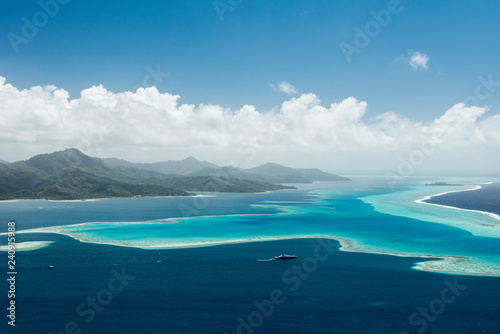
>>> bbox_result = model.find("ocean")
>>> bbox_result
[1,177,500,333]
[425,182,500,215]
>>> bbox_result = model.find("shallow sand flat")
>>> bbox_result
[0,241,54,252]
[13,223,500,276]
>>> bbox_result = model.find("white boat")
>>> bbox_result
[274,253,297,260]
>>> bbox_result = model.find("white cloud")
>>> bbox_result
[409,51,429,71]
[270,81,298,94]
[0,76,498,175]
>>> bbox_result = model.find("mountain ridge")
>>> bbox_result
[102,156,218,175]
[0,149,296,200]
[102,157,349,183]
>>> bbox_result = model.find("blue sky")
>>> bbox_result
[2,0,499,120]
[0,1,499,175]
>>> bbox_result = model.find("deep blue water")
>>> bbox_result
[426,182,500,215]
[1,180,500,333]
[6,236,500,334]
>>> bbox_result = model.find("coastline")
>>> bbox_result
[362,180,500,239]
[0,194,213,203]
[415,182,500,221]
[0,190,291,203]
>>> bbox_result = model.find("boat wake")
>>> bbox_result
[256,258,275,261]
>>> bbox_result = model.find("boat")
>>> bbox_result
[274,253,297,260]
[49,265,54,269]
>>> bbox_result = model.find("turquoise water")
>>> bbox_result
[7,177,500,276]
[2,177,500,333]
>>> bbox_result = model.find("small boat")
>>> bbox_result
[49,265,54,269]
[274,253,297,260]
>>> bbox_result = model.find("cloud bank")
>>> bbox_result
[0,76,498,175]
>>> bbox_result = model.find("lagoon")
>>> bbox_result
[2,177,500,333]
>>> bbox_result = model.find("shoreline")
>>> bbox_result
[0,195,193,203]
[415,182,500,221]
[0,194,211,203]
[0,190,293,203]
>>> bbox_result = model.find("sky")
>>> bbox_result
[0,0,499,176]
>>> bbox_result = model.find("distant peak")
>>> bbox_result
[182,156,199,162]
[62,148,85,155]
[28,148,87,161]
[257,162,286,168]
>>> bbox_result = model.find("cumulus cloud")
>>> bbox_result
[409,51,429,71]
[0,76,499,175]
[270,81,299,94]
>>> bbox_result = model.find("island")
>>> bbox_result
[0,149,349,200]
[425,182,464,186]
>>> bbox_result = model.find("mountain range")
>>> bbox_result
[102,156,218,175]
[0,149,349,200]
[103,157,349,183]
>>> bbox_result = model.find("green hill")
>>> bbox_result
[0,149,295,200]
[11,168,189,200]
